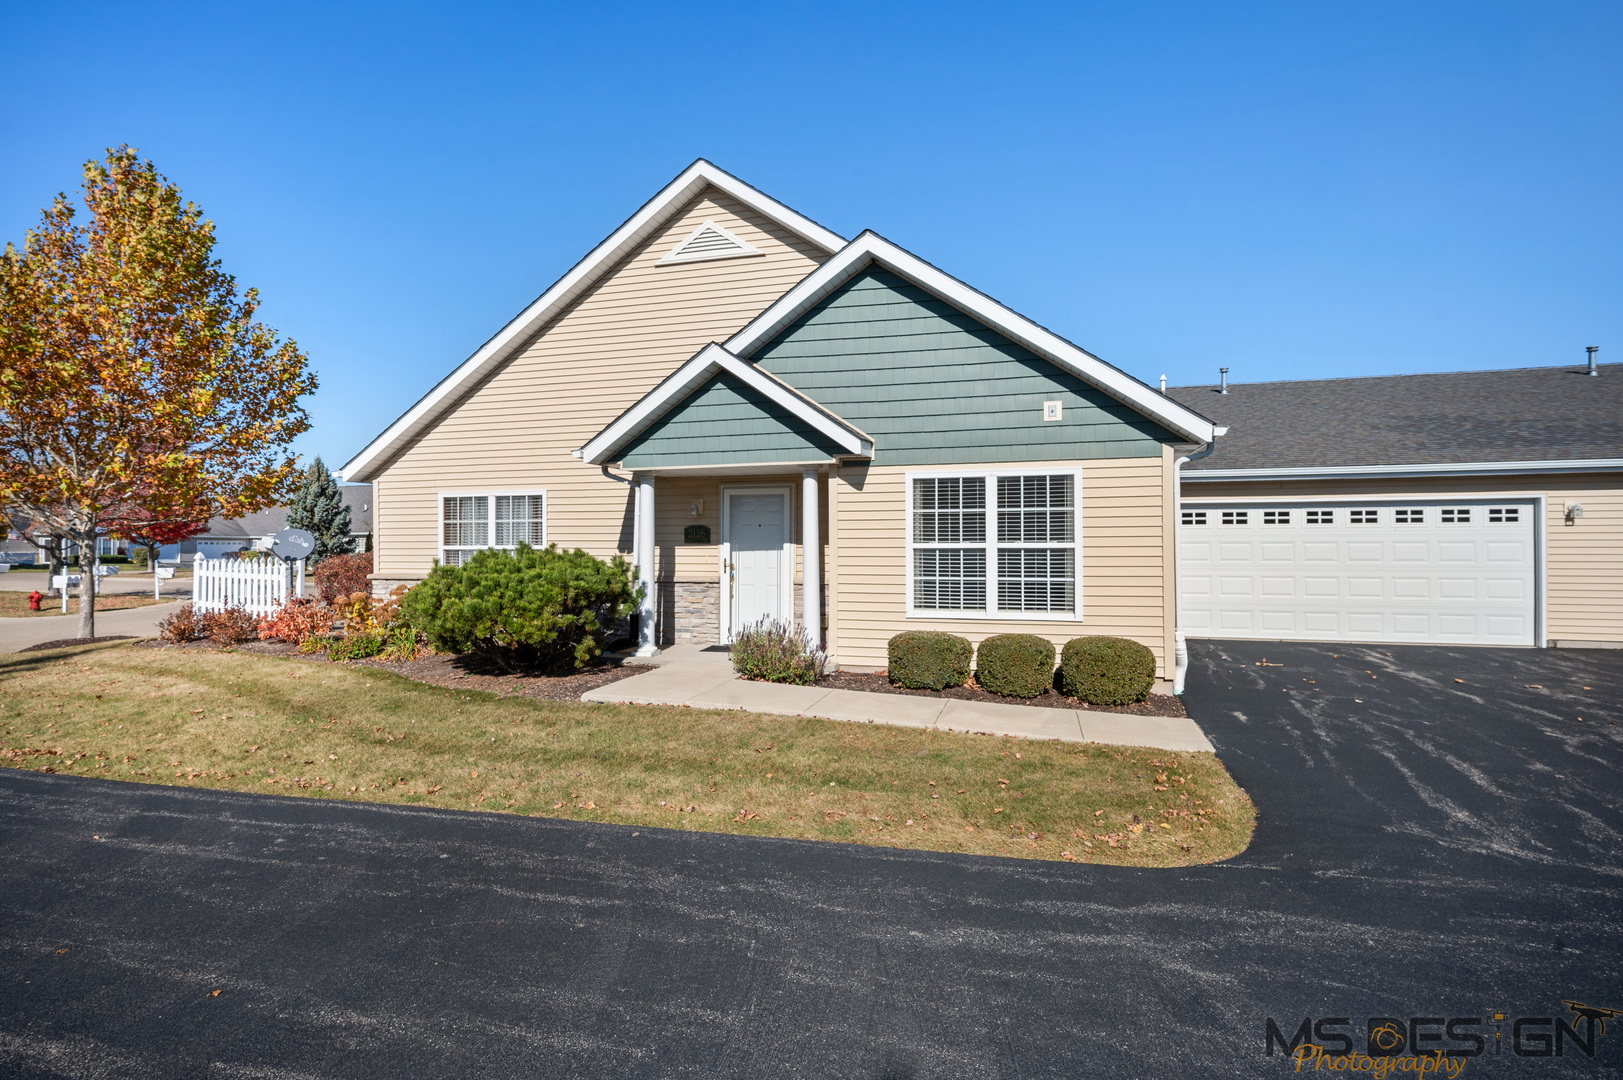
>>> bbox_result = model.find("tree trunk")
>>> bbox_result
[46,538,65,599]
[77,532,96,639]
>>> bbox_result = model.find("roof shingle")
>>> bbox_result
[1168,363,1622,471]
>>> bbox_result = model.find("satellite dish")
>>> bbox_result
[270,528,316,560]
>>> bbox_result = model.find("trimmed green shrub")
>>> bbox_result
[888,631,972,690]
[731,619,827,685]
[329,631,386,661]
[402,543,638,673]
[1059,636,1157,705]
[974,634,1056,698]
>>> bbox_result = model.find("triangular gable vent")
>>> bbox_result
[658,220,762,265]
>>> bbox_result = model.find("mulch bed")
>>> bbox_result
[136,637,640,701]
[19,636,137,652]
[817,670,1187,718]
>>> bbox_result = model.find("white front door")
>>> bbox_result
[1180,499,1539,646]
[726,490,788,638]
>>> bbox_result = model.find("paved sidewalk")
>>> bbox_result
[583,645,1215,753]
[0,600,185,653]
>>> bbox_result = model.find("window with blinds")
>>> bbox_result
[908,472,1078,616]
[912,476,986,610]
[441,493,545,566]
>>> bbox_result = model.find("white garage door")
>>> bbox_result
[1180,500,1538,646]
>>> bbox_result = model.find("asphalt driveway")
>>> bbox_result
[1,640,1619,1078]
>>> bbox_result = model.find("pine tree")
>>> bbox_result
[285,456,353,564]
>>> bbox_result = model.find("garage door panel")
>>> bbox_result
[1392,577,1429,598]
[1182,500,1536,647]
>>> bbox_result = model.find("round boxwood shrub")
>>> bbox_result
[1060,635,1157,705]
[974,634,1056,698]
[888,631,972,690]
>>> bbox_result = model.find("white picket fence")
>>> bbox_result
[192,553,302,617]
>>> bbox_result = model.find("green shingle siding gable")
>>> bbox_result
[619,370,847,468]
[752,268,1176,465]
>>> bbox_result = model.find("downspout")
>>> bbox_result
[1172,429,1224,695]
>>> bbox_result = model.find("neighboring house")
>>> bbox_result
[182,486,374,560]
[1167,366,1622,649]
[340,160,1218,682]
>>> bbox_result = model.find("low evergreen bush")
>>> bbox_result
[974,634,1056,698]
[1060,636,1157,705]
[401,543,637,673]
[887,631,971,689]
[731,619,828,685]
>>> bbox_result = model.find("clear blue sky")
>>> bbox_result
[3,2,1619,471]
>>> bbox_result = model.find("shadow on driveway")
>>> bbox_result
[0,640,1618,1077]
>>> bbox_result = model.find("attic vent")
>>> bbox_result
[658,220,762,265]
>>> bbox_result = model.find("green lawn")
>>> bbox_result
[0,641,1255,865]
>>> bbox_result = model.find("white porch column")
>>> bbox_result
[636,473,658,656]
[801,468,821,648]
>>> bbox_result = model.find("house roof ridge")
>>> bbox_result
[338,160,847,482]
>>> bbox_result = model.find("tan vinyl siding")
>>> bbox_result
[1184,473,1623,644]
[369,188,827,578]
[830,455,1172,675]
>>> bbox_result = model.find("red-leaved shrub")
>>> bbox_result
[314,551,373,603]
[157,603,203,644]
[258,596,330,645]
[202,605,259,645]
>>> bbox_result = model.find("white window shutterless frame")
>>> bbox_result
[439,491,546,567]
[904,468,1083,620]
[719,485,796,644]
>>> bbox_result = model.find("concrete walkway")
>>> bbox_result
[0,600,185,654]
[583,645,1215,753]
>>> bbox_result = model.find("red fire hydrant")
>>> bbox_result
[28,590,44,611]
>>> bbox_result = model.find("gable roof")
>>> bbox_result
[1169,363,1623,478]
[576,343,873,465]
[338,161,847,483]
[723,232,1219,445]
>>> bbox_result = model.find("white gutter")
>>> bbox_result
[1183,458,1623,482]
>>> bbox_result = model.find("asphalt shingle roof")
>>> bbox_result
[1167,363,1623,471]
[201,486,373,539]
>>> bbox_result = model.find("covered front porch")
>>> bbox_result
[575,342,874,656]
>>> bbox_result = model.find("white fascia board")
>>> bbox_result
[339,161,846,482]
[724,232,1218,445]
[576,343,872,465]
[1182,459,1623,482]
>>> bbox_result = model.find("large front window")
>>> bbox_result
[442,492,545,566]
[910,471,1078,616]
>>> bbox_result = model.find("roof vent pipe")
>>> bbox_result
[1588,345,1599,377]
[1160,374,1167,394]
[1219,367,1229,394]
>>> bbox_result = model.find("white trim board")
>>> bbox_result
[576,342,874,465]
[724,231,1219,446]
[340,161,846,483]
[1183,459,1623,482]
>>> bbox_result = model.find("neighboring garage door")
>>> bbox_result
[1180,499,1538,646]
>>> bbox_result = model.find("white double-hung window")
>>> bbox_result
[907,470,1079,618]
[440,492,546,567]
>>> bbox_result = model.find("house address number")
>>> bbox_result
[683,525,711,544]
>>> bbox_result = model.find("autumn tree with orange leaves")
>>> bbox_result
[0,147,317,638]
